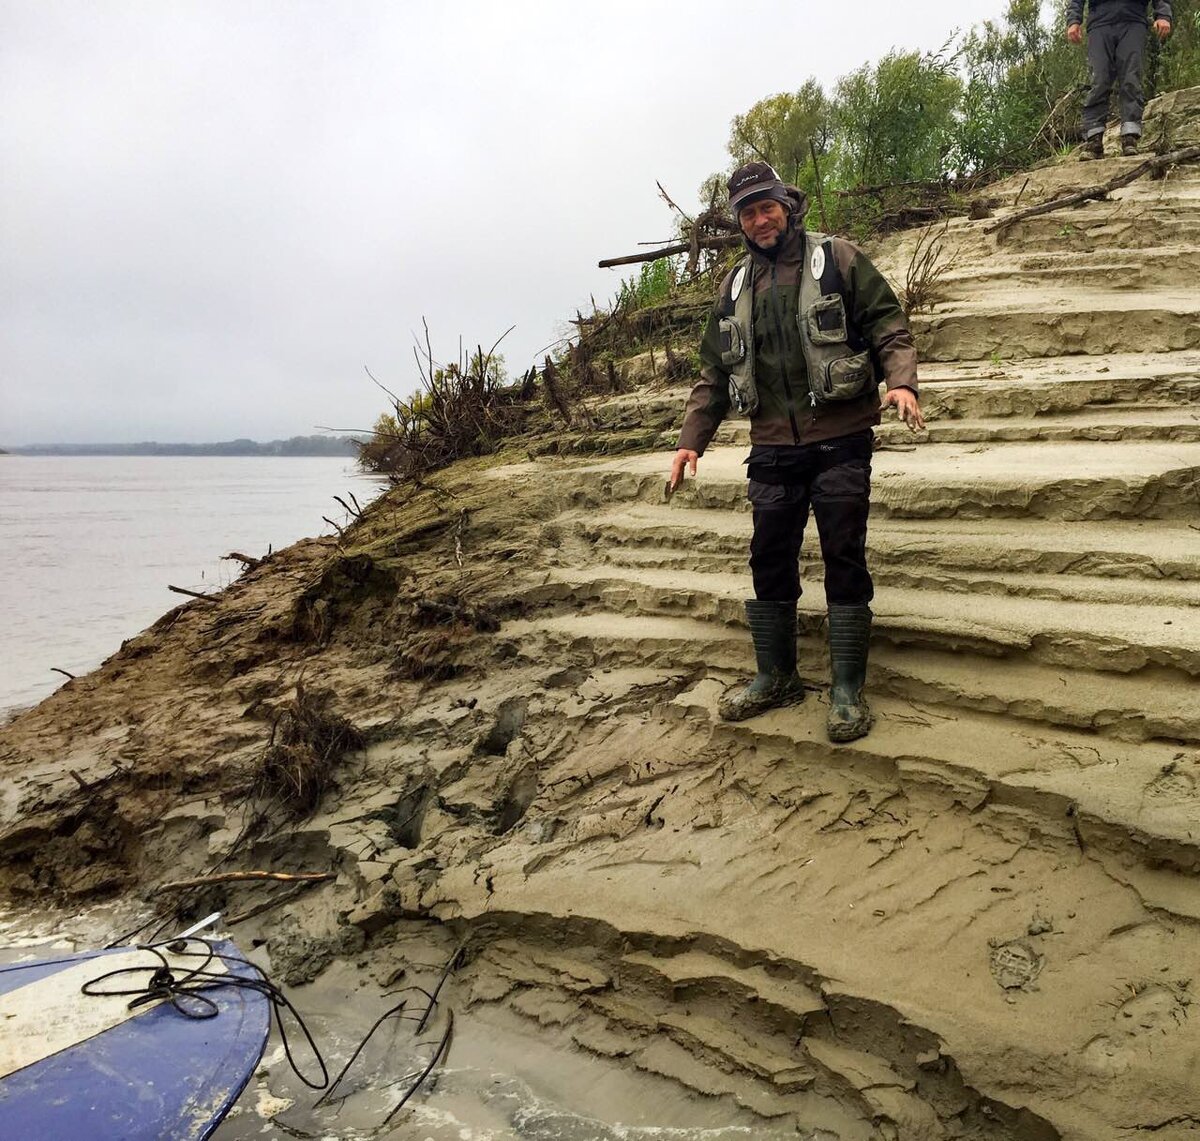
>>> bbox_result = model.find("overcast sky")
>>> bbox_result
[1,0,1020,445]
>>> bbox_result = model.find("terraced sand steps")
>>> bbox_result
[516,560,1199,676]
[573,506,1200,595]
[938,246,1200,294]
[916,352,1200,418]
[936,248,1200,296]
[716,407,1200,446]
[499,596,1200,736]
[911,288,1200,360]
[508,440,1200,521]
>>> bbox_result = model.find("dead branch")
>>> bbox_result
[656,181,693,223]
[901,218,959,315]
[599,234,740,269]
[222,551,262,570]
[364,365,403,405]
[322,515,347,539]
[541,356,573,423]
[333,495,361,520]
[154,870,335,894]
[985,146,1200,233]
[168,584,218,604]
[51,667,77,680]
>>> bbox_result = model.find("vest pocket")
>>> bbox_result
[816,351,874,402]
[805,295,848,345]
[718,317,747,366]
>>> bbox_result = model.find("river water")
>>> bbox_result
[0,455,377,719]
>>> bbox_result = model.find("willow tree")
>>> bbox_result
[832,47,962,187]
[727,79,832,187]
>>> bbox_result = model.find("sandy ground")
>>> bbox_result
[2,89,1200,1141]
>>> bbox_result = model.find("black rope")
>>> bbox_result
[384,1008,454,1124]
[414,942,465,1034]
[312,996,410,1108]
[81,936,329,1089]
[81,936,461,1122]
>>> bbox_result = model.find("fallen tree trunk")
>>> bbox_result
[985,146,1200,233]
[598,234,741,269]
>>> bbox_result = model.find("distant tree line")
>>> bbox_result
[7,434,363,457]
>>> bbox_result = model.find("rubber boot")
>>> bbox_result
[1121,134,1139,157]
[717,600,806,722]
[1079,136,1104,161]
[826,604,874,743]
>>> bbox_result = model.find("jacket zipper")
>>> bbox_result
[768,261,802,444]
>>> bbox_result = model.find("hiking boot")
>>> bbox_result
[1079,136,1104,161]
[717,600,806,722]
[1121,133,1139,156]
[826,604,874,743]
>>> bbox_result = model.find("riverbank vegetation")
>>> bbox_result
[359,0,1200,483]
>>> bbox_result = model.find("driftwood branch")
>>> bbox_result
[168,584,218,604]
[154,870,335,894]
[222,551,262,570]
[51,667,77,681]
[985,146,1200,233]
[599,234,740,269]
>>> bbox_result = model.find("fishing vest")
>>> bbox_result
[716,231,876,418]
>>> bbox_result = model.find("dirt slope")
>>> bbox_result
[2,89,1199,1140]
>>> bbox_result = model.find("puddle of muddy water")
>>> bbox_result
[217,958,798,1141]
[0,910,799,1141]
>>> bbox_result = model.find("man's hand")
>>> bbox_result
[1154,18,1171,40]
[669,448,698,494]
[882,387,926,432]
[1067,22,1083,43]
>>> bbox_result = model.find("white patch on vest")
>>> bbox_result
[730,265,747,302]
[809,244,826,281]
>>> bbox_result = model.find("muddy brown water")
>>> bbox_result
[0,908,798,1141]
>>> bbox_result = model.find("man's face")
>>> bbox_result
[738,198,788,248]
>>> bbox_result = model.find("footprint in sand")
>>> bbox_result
[1082,982,1191,1075]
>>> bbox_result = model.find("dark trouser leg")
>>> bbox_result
[810,456,873,606]
[1083,25,1120,140]
[811,452,874,741]
[748,484,809,602]
[1115,21,1147,136]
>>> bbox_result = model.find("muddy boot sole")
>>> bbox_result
[718,678,806,722]
[827,704,875,743]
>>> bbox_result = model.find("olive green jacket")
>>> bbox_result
[678,194,918,454]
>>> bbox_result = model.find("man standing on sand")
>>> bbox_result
[1067,0,1173,158]
[669,162,923,744]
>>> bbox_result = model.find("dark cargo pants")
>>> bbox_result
[1083,20,1148,139]
[746,431,874,606]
